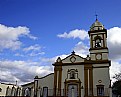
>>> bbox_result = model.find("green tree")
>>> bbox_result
[112,72,121,97]
[113,72,121,81]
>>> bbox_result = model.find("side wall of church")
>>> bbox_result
[93,63,110,96]
[22,83,34,97]
[0,83,21,96]
[37,73,54,96]
[38,74,54,89]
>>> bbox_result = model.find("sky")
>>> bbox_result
[0,0,121,85]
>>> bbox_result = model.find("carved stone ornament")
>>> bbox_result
[98,80,102,83]
[56,57,61,62]
[70,56,76,63]
[96,54,102,60]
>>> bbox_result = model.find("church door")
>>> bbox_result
[68,85,78,97]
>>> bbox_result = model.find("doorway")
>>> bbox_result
[68,84,78,97]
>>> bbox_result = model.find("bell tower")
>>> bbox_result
[88,19,108,61]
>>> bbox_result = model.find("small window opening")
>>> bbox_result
[70,71,75,79]
[97,85,104,96]
[0,88,2,92]
[95,38,101,48]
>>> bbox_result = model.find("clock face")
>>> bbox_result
[96,54,101,60]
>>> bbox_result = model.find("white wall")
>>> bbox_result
[61,65,84,89]
[37,73,54,96]
[37,73,54,89]
[22,82,34,97]
[93,65,110,96]
[0,83,20,96]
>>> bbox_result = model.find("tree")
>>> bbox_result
[113,72,121,81]
[112,72,121,97]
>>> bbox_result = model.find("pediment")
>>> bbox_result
[61,53,85,63]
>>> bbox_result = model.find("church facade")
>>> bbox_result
[22,19,112,97]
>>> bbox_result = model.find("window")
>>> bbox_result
[94,36,102,48]
[70,71,75,79]
[67,69,78,79]
[43,87,48,97]
[97,85,104,96]
[95,38,101,48]
[0,88,2,92]
[25,87,31,96]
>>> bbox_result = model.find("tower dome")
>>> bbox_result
[90,19,105,31]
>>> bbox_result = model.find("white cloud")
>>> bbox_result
[22,44,45,57]
[57,29,88,40]
[0,24,37,51]
[108,27,121,44]
[110,61,121,83]
[73,41,89,57]
[28,52,45,56]
[107,27,121,60]
[0,60,53,84]
[1,70,20,82]
[26,34,38,40]
[14,53,25,57]
[0,40,22,50]
[40,54,68,65]
[23,44,41,52]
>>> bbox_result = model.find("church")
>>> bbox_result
[21,19,112,97]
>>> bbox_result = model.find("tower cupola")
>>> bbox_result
[90,19,105,31]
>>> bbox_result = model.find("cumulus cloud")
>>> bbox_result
[73,41,89,57]
[108,27,121,44]
[22,44,45,57]
[23,44,41,52]
[40,54,69,65]
[0,24,37,51]
[57,29,88,40]
[0,60,53,84]
[107,27,121,60]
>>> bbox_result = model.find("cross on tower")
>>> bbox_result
[95,14,98,20]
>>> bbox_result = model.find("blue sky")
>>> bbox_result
[0,0,121,84]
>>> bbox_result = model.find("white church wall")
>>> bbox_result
[0,83,20,96]
[90,49,108,53]
[93,63,109,67]
[90,54,95,60]
[37,73,54,89]
[0,83,7,96]
[37,73,54,96]
[102,53,108,60]
[61,65,84,89]
[21,82,34,97]
[93,66,110,96]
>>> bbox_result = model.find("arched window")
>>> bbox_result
[70,71,75,79]
[0,88,2,92]
[11,86,16,96]
[16,87,21,96]
[6,86,11,96]
[95,36,102,48]
[67,69,78,79]
[25,87,31,96]
[43,87,48,97]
